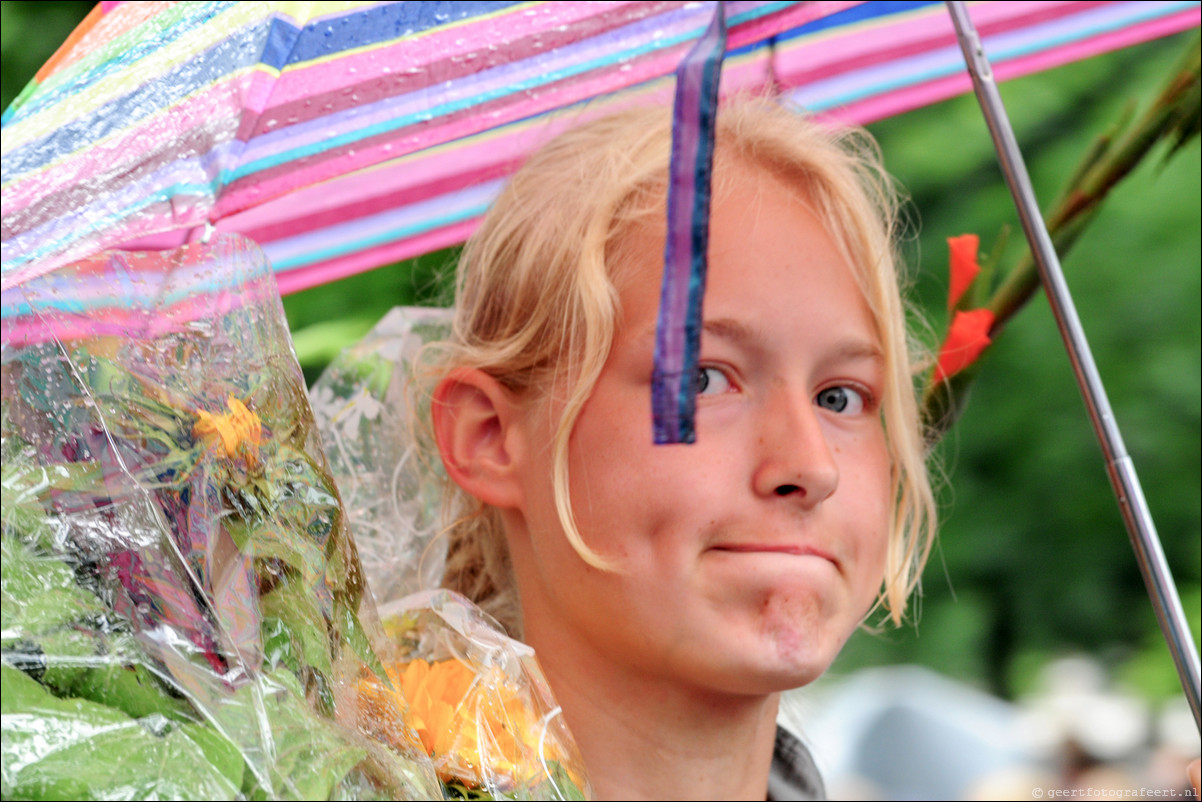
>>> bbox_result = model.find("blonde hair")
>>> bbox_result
[421,98,936,637]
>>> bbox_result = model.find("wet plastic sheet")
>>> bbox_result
[0,235,440,800]
[1,240,590,800]
[364,591,589,800]
[307,306,453,605]
[309,308,591,799]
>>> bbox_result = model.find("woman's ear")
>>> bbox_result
[431,368,525,510]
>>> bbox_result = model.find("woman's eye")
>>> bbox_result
[815,386,865,414]
[697,366,732,396]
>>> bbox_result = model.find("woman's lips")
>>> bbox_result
[710,543,839,566]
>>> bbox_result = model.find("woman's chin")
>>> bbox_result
[680,633,845,699]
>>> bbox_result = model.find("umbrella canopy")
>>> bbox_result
[3,0,1198,294]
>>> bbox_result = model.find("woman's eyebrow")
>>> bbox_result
[701,317,761,348]
[634,317,761,349]
[635,318,882,363]
[826,340,885,364]
[702,320,884,368]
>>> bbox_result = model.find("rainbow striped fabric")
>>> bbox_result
[2,1,1198,295]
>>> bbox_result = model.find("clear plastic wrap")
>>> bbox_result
[307,307,453,606]
[2,240,590,799]
[309,309,591,799]
[363,591,588,800]
[1,236,441,800]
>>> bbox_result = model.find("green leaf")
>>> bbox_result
[64,658,195,723]
[178,722,246,789]
[238,671,368,801]
[260,577,333,679]
[1,537,105,638]
[1,664,239,800]
[2,460,101,550]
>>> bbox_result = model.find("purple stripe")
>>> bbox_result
[653,1,728,444]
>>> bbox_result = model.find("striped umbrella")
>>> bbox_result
[2,0,1199,732]
[3,0,1197,295]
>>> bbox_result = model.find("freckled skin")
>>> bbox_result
[508,163,893,699]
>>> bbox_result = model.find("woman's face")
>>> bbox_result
[508,164,893,697]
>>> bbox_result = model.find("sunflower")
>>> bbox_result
[193,395,263,466]
[357,657,573,793]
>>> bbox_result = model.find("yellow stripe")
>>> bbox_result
[1,63,271,196]
[4,3,272,144]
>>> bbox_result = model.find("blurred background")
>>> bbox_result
[4,2,1199,798]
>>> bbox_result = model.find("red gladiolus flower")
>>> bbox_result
[947,234,981,310]
[936,308,996,382]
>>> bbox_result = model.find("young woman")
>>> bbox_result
[423,99,936,800]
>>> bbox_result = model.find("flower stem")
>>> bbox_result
[922,33,1201,443]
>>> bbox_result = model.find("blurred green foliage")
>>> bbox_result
[838,32,1201,701]
[2,3,1197,704]
[1,1,93,111]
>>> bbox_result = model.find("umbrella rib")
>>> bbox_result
[945,0,1201,732]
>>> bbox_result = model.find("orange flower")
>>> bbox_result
[357,658,579,793]
[193,395,262,466]
[947,234,982,310]
[935,308,996,382]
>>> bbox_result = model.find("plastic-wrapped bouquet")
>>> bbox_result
[310,308,591,801]
[2,239,590,800]
[359,592,587,800]
[1,237,440,800]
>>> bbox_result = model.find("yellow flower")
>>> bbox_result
[357,658,579,793]
[193,395,262,467]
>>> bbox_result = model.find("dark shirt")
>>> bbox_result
[767,726,826,801]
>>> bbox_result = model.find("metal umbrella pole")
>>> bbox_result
[945,0,1201,731]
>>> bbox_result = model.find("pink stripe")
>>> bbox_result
[821,11,1201,126]
[4,71,256,214]
[114,229,191,251]
[216,29,784,217]
[265,2,658,105]
[5,281,263,346]
[216,65,675,214]
[239,69,279,122]
[221,49,768,240]
[273,219,479,295]
[990,10,1201,84]
[773,1,1095,77]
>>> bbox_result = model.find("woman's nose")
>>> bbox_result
[751,392,839,508]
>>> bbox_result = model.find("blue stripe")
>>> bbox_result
[2,248,264,319]
[261,13,304,71]
[2,16,274,181]
[3,2,232,129]
[221,11,731,183]
[271,201,486,271]
[772,0,942,44]
[284,1,523,65]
